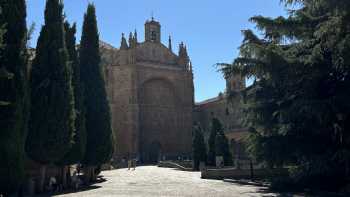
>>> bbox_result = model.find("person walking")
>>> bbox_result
[132,158,137,170]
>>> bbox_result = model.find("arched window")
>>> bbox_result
[151,31,157,41]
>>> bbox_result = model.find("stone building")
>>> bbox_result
[100,18,194,163]
[194,71,250,167]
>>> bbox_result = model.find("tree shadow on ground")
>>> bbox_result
[223,181,307,197]
[34,177,107,197]
[239,188,305,197]
[226,181,348,197]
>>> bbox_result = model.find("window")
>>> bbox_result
[151,31,156,41]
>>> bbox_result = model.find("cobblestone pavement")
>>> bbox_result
[53,166,289,197]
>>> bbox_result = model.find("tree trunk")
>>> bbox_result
[83,166,89,184]
[38,165,47,193]
[250,159,254,181]
[83,166,92,184]
[91,166,96,182]
[62,166,68,189]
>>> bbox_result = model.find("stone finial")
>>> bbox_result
[178,42,188,59]
[178,42,190,68]
[183,45,188,57]
[168,35,172,52]
[120,33,128,50]
[178,42,184,55]
[179,41,184,48]
[134,29,138,44]
[129,32,134,48]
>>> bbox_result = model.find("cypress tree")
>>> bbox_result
[207,118,221,165]
[208,118,232,167]
[208,118,217,166]
[25,0,75,192]
[0,0,29,195]
[80,4,114,181]
[208,118,233,166]
[192,124,207,171]
[215,130,232,166]
[56,21,87,187]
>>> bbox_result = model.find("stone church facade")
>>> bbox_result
[100,18,194,163]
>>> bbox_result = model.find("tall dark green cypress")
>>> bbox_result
[25,0,75,191]
[0,0,29,195]
[207,118,220,165]
[80,4,113,175]
[192,124,207,171]
[208,118,232,166]
[56,21,87,187]
[215,129,232,166]
[58,21,86,166]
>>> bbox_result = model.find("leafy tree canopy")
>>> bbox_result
[221,0,350,190]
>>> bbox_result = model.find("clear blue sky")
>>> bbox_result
[27,0,286,102]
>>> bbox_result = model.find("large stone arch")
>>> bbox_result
[139,78,180,106]
[138,78,181,163]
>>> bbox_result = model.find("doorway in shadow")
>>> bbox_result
[148,141,162,164]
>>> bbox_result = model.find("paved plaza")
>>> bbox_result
[51,166,292,197]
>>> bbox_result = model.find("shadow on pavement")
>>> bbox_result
[34,177,107,197]
[241,188,304,197]
[224,180,306,197]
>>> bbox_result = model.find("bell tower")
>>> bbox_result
[226,73,246,93]
[145,17,161,43]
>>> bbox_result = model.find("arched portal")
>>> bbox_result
[139,78,180,163]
